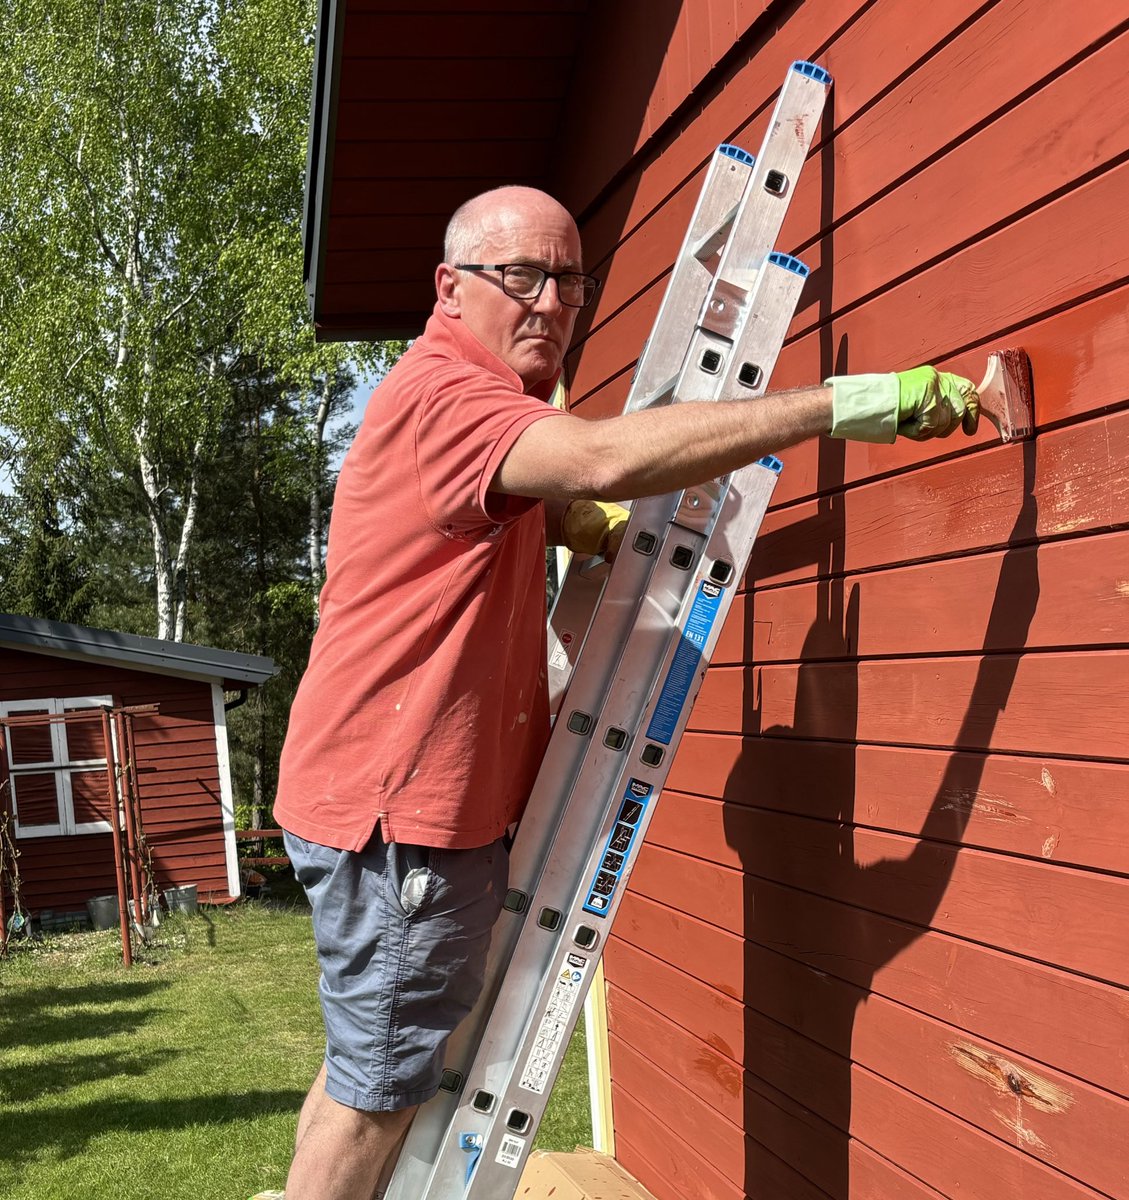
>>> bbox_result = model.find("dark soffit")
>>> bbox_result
[303,1,591,342]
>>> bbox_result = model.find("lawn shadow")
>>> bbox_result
[0,1090,309,1170]
[0,979,170,1050]
[0,1046,179,1104]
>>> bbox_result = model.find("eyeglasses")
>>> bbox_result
[455,263,601,309]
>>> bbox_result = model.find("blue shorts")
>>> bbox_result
[284,830,508,1112]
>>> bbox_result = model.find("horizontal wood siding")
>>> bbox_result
[555,1,1129,1196]
[0,648,233,914]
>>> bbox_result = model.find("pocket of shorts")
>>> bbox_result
[388,842,436,916]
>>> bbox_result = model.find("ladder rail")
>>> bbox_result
[453,452,784,1195]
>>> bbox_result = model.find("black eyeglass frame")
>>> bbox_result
[454,263,601,309]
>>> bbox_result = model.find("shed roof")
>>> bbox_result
[0,614,278,690]
[303,0,591,341]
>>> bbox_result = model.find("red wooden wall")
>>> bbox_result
[0,648,234,916]
[553,2,1129,1198]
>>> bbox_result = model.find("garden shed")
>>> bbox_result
[0,613,277,925]
[304,2,1129,1198]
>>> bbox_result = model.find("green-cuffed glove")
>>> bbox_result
[561,500,631,560]
[827,367,980,443]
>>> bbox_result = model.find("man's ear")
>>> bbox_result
[436,264,461,316]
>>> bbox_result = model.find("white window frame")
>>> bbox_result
[1,696,115,839]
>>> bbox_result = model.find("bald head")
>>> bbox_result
[435,186,585,391]
[444,187,581,269]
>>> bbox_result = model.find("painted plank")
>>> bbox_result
[784,26,1129,337]
[343,13,582,58]
[666,735,1129,875]
[569,279,1129,522]
[775,156,1129,381]
[611,992,1111,1200]
[328,172,546,216]
[568,4,1129,400]
[729,530,1129,662]
[569,0,1067,248]
[691,652,1129,760]
[632,815,1129,985]
[614,1098,745,1200]
[750,406,1129,580]
[336,60,570,104]
[610,1026,838,1199]
[609,941,1129,1195]
[612,883,1129,1098]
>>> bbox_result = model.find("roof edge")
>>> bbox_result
[0,614,278,688]
[302,0,347,327]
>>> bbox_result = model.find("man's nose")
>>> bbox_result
[532,276,565,316]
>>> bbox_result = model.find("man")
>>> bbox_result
[269,186,977,1200]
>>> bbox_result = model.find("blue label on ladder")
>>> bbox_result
[646,580,725,746]
[582,780,653,918]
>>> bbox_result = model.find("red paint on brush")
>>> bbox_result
[977,348,1034,441]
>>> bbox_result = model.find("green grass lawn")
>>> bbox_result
[0,900,592,1199]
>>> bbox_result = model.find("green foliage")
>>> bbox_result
[0,0,409,818]
[0,0,396,638]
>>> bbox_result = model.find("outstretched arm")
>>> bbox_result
[494,368,978,502]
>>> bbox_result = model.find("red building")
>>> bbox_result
[0,614,276,923]
[305,4,1129,1198]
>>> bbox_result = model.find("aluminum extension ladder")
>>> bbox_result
[386,59,833,1200]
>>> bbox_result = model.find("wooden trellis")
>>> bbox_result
[0,703,158,965]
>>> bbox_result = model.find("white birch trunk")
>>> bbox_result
[307,372,332,619]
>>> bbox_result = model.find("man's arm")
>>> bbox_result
[494,368,979,502]
[495,387,832,502]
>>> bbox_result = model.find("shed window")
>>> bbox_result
[1,697,115,838]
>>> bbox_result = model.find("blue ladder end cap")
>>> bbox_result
[758,455,784,474]
[767,251,810,278]
[791,60,832,86]
[718,143,754,166]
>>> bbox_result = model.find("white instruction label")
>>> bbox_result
[547,628,575,672]
[518,952,589,1094]
[496,1133,526,1169]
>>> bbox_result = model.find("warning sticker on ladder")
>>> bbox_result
[582,779,653,918]
[548,629,575,672]
[518,951,589,1094]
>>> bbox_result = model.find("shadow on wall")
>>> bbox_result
[725,101,1041,1199]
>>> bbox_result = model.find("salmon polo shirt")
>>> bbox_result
[273,306,566,851]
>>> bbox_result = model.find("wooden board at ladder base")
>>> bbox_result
[517,1148,658,1200]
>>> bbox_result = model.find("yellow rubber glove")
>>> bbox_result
[827,367,979,443]
[895,366,980,440]
[561,500,631,560]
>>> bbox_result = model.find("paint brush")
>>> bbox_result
[976,348,1034,442]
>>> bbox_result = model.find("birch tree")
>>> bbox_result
[0,0,372,639]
